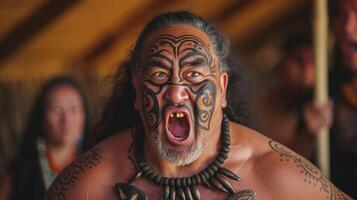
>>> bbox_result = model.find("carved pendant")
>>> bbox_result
[225,190,257,200]
[115,183,147,200]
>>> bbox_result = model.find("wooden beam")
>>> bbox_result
[0,0,80,65]
[219,0,308,45]
[75,0,236,69]
[76,0,172,65]
[314,0,330,177]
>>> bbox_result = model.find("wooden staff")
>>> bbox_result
[313,0,330,177]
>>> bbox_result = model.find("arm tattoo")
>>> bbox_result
[269,140,351,200]
[44,148,103,200]
[330,185,352,200]
[226,190,257,200]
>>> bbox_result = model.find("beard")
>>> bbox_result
[150,128,205,166]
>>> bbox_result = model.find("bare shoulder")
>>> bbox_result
[45,128,136,200]
[263,140,351,199]
[229,122,352,200]
[44,147,105,200]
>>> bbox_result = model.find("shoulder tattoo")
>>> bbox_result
[44,148,103,200]
[268,140,351,200]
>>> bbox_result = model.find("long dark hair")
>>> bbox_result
[14,76,92,160]
[95,11,255,142]
[328,0,357,99]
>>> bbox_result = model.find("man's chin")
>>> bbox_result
[156,140,204,166]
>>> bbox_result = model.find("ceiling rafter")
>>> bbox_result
[0,0,80,66]
[218,0,309,45]
[0,0,313,82]
[74,0,173,67]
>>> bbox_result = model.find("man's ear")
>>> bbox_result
[131,76,140,110]
[220,72,228,108]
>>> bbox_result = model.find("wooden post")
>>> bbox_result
[313,0,330,177]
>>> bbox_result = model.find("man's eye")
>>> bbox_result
[152,71,168,78]
[186,71,202,78]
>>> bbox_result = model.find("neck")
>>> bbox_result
[47,142,77,170]
[130,114,241,199]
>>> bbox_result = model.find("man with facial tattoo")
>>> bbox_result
[44,11,351,200]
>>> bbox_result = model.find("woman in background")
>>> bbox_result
[1,76,92,200]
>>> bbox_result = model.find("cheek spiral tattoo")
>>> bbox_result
[269,140,350,200]
[194,82,216,130]
[44,148,103,200]
[142,87,160,129]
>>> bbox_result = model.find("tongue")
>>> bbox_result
[168,117,189,138]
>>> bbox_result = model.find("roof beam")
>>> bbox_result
[219,0,309,45]
[74,0,172,67]
[0,0,80,65]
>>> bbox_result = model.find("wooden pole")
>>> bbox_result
[313,0,330,177]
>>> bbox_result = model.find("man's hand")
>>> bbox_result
[303,100,333,136]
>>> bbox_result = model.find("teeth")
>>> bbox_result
[170,112,184,118]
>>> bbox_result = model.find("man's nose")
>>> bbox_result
[164,84,189,104]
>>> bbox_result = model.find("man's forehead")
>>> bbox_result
[143,24,212,50]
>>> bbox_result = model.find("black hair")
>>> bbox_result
[129,11,230,73]
[15,76,92,159]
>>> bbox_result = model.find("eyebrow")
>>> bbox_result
[179,51,209,67]
[146,60,168,68]
[181,58,207,68]
[146,63,171,73]
[148,50,174,67]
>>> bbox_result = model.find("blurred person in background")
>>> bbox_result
[330,0,357,197]
[0,76,92,200]
[254,35,333,161]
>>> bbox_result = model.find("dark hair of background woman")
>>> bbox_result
[8,76,92,200]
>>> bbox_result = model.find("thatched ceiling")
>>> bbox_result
[0,0,311,82]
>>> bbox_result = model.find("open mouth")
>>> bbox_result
[166,111,190,144]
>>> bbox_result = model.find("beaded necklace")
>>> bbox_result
[116,114,257,200]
